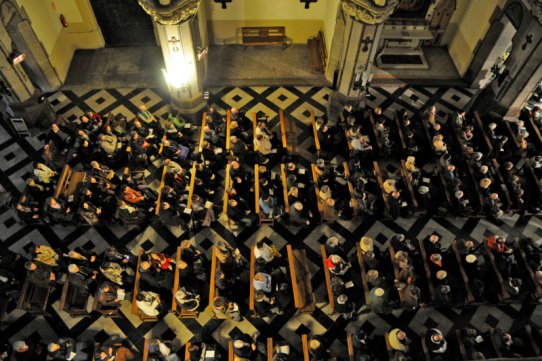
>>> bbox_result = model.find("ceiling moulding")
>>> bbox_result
[138,0,200,25]
[341,0,400,24]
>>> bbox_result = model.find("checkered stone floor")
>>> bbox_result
[1,86,542,360]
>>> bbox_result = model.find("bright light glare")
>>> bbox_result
[165,68,189,88]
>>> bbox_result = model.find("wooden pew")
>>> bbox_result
[308,30,326,73]
[417,238,436,303]
[347,333,355,361]
[311,111,321,157]
[186,164,198,211]
[491,158,514,210]
[483,238,510,301]
[400,160,419,211]
[53,165,87,201]
[267,338,273,361]
[321,245,335,314]
[142,338,149,361]
[311,164,324,219]
[207,247,218,312]
[525,112,542,150]
[223,164,231,215]
[368,110,383,156]
[394,112,407,151]
[287,244,315,313]
[356,242,371,305]
[451,240,475,304]
[249,245,256,314]
[473,111,494,154]
[255,164,274,224]
[525,325,540,357]
[184,341,191,360]
[131,250,158,322]
[388,244,404,303]
[488,328,503,359]
[279,109,288,150]
[154,166,168,216]
[226,109,231,151]
[343,161,358,215]
[58,277,89,317]
[252,113,258,152]
[344,128,353,153]
[16,277,51,316]
[91,285,120,317]
[373,161,390,214]
[242,26,287,47]
[515,239,542,301]
[280,164,290,214]
[158,134,167,156]
[435,162,453,210]
[455,329,468,361]
[301,334,310,361]
[421,336,432,361]
[198,112,207,153]
[228,340,234,361]
[171,246,198,318]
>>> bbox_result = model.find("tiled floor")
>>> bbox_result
[0,86,541,360]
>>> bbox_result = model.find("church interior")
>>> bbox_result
[2,0,542,360]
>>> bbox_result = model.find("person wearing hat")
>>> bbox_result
[308,336,328,360]
[391,234,417,253]
[428,253,444,274]
[254,291,283,317]
[394,251,411,270]
[289,201,312,226]
[322,198,339,223]
[360,236,374,254]
[425,328,447,355]
[457,239,478,256]
[435,284,453,306]
[388,328,411,353]
[383,179,396,194]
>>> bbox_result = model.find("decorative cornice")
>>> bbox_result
[341,0,399,24]
[531,0,542,24]
[138,0,199,25]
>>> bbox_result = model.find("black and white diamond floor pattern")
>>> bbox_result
[0,86,541,360]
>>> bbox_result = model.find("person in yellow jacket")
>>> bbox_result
[388,328,411,352]
[31,245,60,267]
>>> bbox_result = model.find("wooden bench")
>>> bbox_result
[421,336,432,361]
[483,237,510,301]
[388,244,404,304]
[155,166,168,216]
[515,239,542,301]
[394,112,407,151]
[17,277,51,316]
[58,277,89,317]
[455,329,468,361]
[311,164,325,220]
[491,158,514,210]
[267,338,273,361]
[249,245,256,315]
[368,110,383,156]
[450,240,475,304]
[417,238,436,303]
[343,161,358,215]
[223,163,231,216]
[400,160,420,211]
[184,341,191,360]
[311,111,321,157]
[242,26,287,47]
[473,111,494,154]
[91,285,120,318]
[356,242,371,305]
[301,334,310,361]
[228,340,234,361]
[279,109,288,150]
[488,328,503,359]
[255,164,274,224]
[321,245,335,314]
[131,250,159,322]
[373,161,390,215]
[53,165,87,200]
[307,30,326,73]
[525,325,541,356]
[207,247,227,319]
[280,164,290,214]
[186,164,198,212]
[171,246,198,318]
[198,112,207,153]
[524,111,542,150]
[287,245,315,313]
[158,134,167,156]
[435,162,453,210]
[347,333,355,361]
[142,338,149,361]
[226,109,231,152]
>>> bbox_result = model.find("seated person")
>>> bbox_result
[324,254,350,276]
[232,333,258,360]
[33,163,57,184]
[31,245,61,268]
[254,291,283,317]
[94,344,136,361]
[47,338,90,361]
[44,197,72,223]
[425,328,447,355]
[175,287,200,312]
[24,261,57,286]
[212,296,242,321]
[67,263,97,290]
[259,194,277,218]
[96,281,123,308]
[12,339,48,361]
[136,290,162,317]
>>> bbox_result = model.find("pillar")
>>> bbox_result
[139,0,205,114]
[335,0,398,97]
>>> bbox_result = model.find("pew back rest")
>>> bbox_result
[242,27,287,46]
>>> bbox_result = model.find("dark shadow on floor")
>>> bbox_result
[63,47,167,90]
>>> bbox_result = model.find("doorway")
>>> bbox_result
[90,0,156,47]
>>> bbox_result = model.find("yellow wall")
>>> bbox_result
[323,0,340,55]
[16,0,104,83]
[447,0,505,76]
[205,0,327,44]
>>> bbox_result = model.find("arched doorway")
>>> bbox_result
[90,0,156,47]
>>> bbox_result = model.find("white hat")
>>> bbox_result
[374,288,384,297]
[13,341,27,352]
[436,270,447,280]
[360,237,374,252]
[418,185,429,195]
[465,254,477,264]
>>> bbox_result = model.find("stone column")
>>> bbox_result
[336,0,398,97]
[139,0,205,113]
